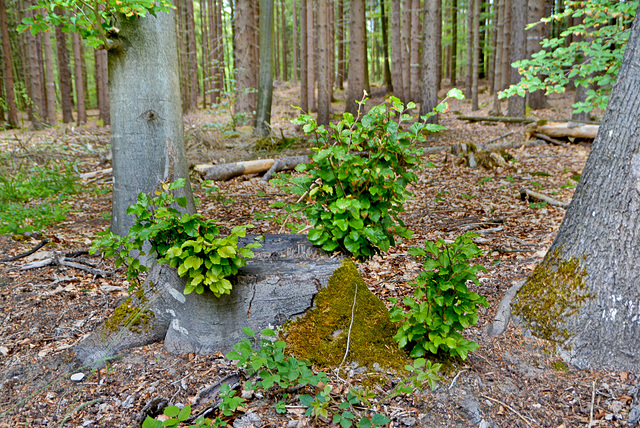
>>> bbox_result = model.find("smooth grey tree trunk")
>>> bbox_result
[75,235,343,365]
[107,10,195,236]
[419,0,439,123]
[520,16,640,372]
[253,0,274,137]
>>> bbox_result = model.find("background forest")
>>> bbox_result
[1,0,632,130]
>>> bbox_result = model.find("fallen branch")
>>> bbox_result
[80,168,112,183]
[0,238,49,263]
[18,254,110,277]
[457,115,536,124]
[481,394,534,426]
[520,188,569,209]
[532,133,571,148]
[535,121,599,139]
[261,155,310,181]
[194,155,311,182]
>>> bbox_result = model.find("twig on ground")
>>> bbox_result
[0,238,50,263]
[520,188,570,209]
[338,282,358,370]
[483,131,515,146]
[60,398,105,427]
[588,380,596,428]
[532,133,571,148]
[449,370,466,390]
[481,394,535,426]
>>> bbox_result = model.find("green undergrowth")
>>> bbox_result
[283,258,408,371]
[0,155,82,234]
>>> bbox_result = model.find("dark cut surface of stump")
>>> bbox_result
[74,235,342,366]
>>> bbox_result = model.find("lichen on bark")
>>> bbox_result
[512,247,594,345]
[282,259,407,371]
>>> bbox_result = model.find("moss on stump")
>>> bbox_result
[283,259,407,371]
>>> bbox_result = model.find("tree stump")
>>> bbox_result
[74,235,343,366]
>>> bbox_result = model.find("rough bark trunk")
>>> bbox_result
[55,19,74,123]
[317,0,331,126]
[507,0,526,117]
[43,31,57,126]
[450,0,458,86]
[380,0,392,92]
[292,0,298,82]
[0,0,17,128]
[107,10,195,236]
[234,0,258,115]
[435,0,442,93]
[401,0,412,102]
[471,0,480,111]
[391,0,404,100]
[300,0,308,111]
[518,16,640,372]
[526,0,550,110]
[23,5,44,130]
[345,0,366,116]
[465,0,473,100]
[253,0,274,137]
[409,0,421,100]
[336,0,345,90]
[72,33,87,125]
[306,0,316,112]
[95,50,110,126]
[491,0,504,114]
[280,0,287,82]
[74,235,343,365]
[501,0,511,90]
[420,0,439,123]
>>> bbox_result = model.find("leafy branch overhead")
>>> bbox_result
[19,0,175,48]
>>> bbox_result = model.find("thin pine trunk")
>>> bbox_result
[300,0,308,111]
[72,32,87,125]
[95,49,110,126]
[186,0,199,111]
[465,0,473,99]
[380,0,392,92]
[216,0,226,101]
[55,16,74,123]
[410,0,421,100]
[345,0,366,116]
[471,0,480,110]
[292,0,298,82]
[200,0,209,108]
[0,0,18,127]
[451,0,458,86]
[336,0,345,89]
[317,0,331,125]
[391,0,404,100]
[281,0,288,82]
[401,0,412,102]
[501,0,511,90]
[306,0,316,111]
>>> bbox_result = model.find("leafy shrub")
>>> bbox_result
[91,179,261,296]
[277,95,458,261]
[390,233,489,360]
[0,158,81,234]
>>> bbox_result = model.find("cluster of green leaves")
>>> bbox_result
[142,384,244,428]
[227,327,440,428]
[502,0,637,114]
[91,179,261,296]
[0,158,81,234]
[19,0,175,48]
[277,91,462,261]
[390,233,489,360]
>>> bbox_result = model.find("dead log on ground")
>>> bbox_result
[520,187,569,209]
[531,121,599,140]
[193,155,311,181]
[457,115,536,124]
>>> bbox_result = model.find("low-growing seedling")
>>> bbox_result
[390,233,489,360]
[91,179,261,296]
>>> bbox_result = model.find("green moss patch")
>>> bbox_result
[104,285,154,334]
[512,247,594,345]
[283,259,407,371]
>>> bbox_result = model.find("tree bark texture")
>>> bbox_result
[300,0,308,111]
[253,0,274,137]
[409,0,421,100]
[465,0,473,100]
[420,0,439,123]
[401,0,412,102]
[0,0,17,128]
[525,15,640,372]
[292,0,298,82]
[43,31,57,126]
[95,50,110,126]
[391,0,404,100]
[450,0,458,86]
[380,0,392,91]
[317,0,331,126]
[526,0,550,110]
[336,0,345,89]
[72,33,87,125]
[491,0,504,114]
[507,0,526,117]
[471,0,480,111]
[23,1,44,130]
[74,235,343,365]
[107,10,195,236]
[234,0,258,115]
[55,18,74,123]
[305,0,316,112]
[345,0,366,116]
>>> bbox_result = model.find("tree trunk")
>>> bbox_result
[292,0,298,82]
[72,33,87,125]
[435,0,442,93]
[306,0,316,112]
[501,0,511,90]
[0,0,17,128]
[380,0,392,91]
[420,0,439,123]
[450,0,458,86]
[391,0,404,100]
[507,0,527,117]
[200,0,209,108]
[23,7,44,130]
[401,0,412,102]
[471,0,480,111]
[300,0,308,111]
[253,0,274,137]
[95,50,110,126]
[107,10,195,236]
[345,0,366,116]
[336,0,345,90]
[215,0,226,103]
[42,31,57,126]
[465,0,473,99]
[516,16,640,372]
[526,0,550,110]
[55,19,74,123]
[317,0,331,126]
[491,0,503,114]
[74,235,344,365]
[409,0,421,100]
[234,0,258,115]
[280,0,288,82]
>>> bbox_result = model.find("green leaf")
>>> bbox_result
[242,327,255,337]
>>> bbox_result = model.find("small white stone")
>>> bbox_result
[70,373,85,382]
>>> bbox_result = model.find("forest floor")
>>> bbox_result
[0,81,636,428]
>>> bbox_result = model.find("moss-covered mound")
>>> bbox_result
[283,259,407,371]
